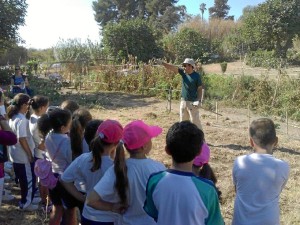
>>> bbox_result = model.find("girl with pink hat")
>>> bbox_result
[86,120,166,225]
[192,142,222,200]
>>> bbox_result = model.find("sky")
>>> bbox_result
[19,0,266,50]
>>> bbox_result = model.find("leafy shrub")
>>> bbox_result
[245,50,280,68]
[220,62,227,73]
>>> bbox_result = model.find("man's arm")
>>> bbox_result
[161,62,179,73]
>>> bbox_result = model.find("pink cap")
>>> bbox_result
[97,120,123,143]
[193,142,210,167]
[122,120,162,150]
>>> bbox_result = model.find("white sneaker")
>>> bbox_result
[20,203,39,211]
[2,191,14,201]
[32,197,41,204]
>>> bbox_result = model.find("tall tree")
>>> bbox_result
[209,0,230,19]
[241,0,300,58]
[92,0,186,32]
[0,0,27,51]
[199,3,207,21]
[102,19,163,62]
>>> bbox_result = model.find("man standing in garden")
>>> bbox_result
[156,58,203,130]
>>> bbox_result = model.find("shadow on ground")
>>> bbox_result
[210,143,300,155]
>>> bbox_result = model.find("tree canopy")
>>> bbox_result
[0,0,27,51]
[92,0,186,33]
[209,0,231,20]
[241,0,300,58]
[102,19,163,62]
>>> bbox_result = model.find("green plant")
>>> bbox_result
[220,62,227,73]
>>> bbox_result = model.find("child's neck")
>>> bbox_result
[172,161,193,173]
[129,151,147,159]
[254,146,273,155]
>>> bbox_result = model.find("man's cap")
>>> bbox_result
[182,58,195,68]
[97,119,123,143]
[193,142,210,167]
[122,120,162,150]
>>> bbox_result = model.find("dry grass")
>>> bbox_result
[1,95,300,224]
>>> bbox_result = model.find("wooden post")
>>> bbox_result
[286,109,289,135]
[167,88,172,112]
[248,105,250,129]
[216,102,218,122]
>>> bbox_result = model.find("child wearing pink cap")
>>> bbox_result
[144,121,224,225]
[60,119,124,225]
[86,120,166,225]
[192,142,222,200]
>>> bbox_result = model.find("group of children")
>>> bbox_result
[0,90,290,225]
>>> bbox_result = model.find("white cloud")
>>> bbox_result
[19,0,100,49]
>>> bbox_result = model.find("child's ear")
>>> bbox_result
[165,146,171,155]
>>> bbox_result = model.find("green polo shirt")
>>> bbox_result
[178,68,202,101]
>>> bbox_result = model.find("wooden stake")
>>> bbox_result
[286,109,289,135]
[216,102,218,122]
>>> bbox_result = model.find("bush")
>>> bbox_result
[220,62,227,73]
[245,50,280,68]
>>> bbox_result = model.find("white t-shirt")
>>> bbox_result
[62,153,113,193]
[8,113,35,163]
[232,153,290,225]
[29,114,44,159]
[45,132,72,175]
[92,158,166,225]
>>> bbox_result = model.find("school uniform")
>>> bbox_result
[92,158,165,225]
[45,132,72,206]
[8,113,36,209]
[29,114,44,159]
[63,153,116,224]
[144,169,224,225]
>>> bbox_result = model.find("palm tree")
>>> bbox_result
[200,3,207,21]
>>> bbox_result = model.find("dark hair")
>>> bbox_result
[84,119,103,147]
[7,93,30,119]
[29,95,49,112]
[249,118,276,147]
[166,121,204,163]
[193,163,222,200]
[60,100,79,114]
[37,108,71,138]
[89,135,111,172]
[70,109,92,160]
[114,143,128,206]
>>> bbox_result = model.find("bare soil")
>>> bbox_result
[1,92,300,224]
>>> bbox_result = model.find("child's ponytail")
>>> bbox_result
[90,136,105,172]
[7,93,30,119]
[114,142,128,206]
[70,116,83,160]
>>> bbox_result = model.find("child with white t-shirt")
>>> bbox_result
[37,108,75,225]
[144,121,224,225]
[61,119,123,225]
[232,118,290,225]
[7,93,39,211]
[86,120,166,225]
[28,95,50,212]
